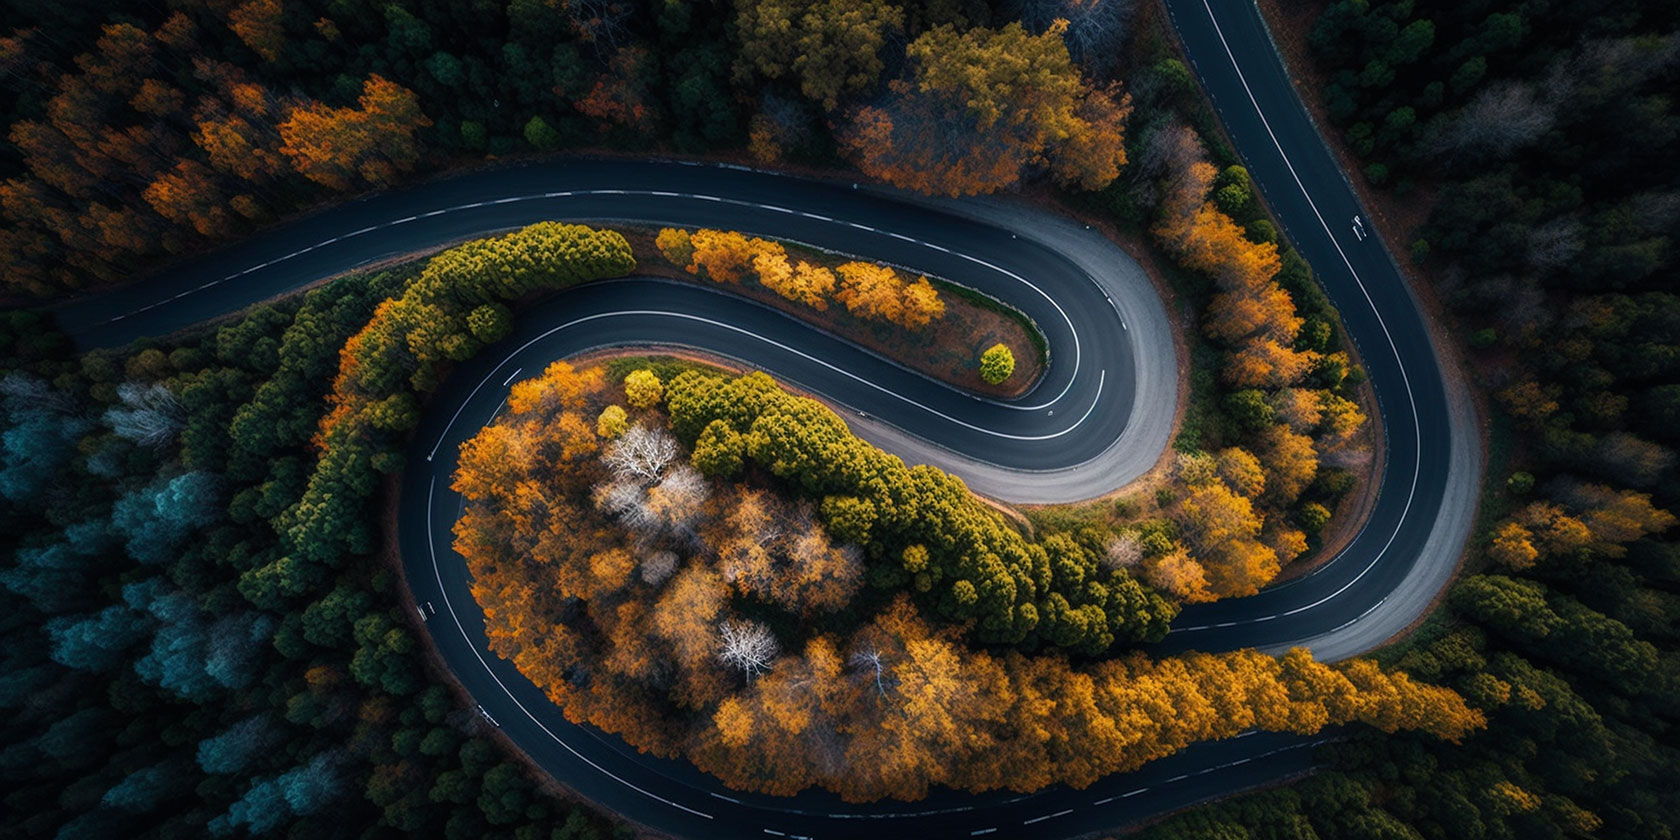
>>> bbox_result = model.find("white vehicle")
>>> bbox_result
[1351,215,1367,241]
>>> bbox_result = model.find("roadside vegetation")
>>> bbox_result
[0,264,624,837]
[645,227,1045,396]
[1016,4,1377,599]
[0,0,1574,836]
[453,361,1481,800]
[1135,2,1680,837]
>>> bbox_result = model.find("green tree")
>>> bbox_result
[979,343,1015,385]
[466,304,512,344]
[624,370,664,408]
[692,419,745,477]
[523,116,561,150]
[735,0,904,111]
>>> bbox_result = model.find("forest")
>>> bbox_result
[1136,1,1680,837]
[0,243,632,839]
[0,0,1380,835]
[3,0,1673,837]
[453,359,1480,801]
[0,0,1135,299]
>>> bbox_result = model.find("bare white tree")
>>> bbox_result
[1526,216,1584,273]
[640,551,679,586]
[647,464,710,530]
[602,423,680,485]
[1629,191,1680,234]
[592,478,644,516]
[570,0,634,55]
[1101,533,1143,571]
[1592,431,1675,489]
[104,382,184,447]
[1133,119,1205,183]
[717,619,779,678]
[1423,81,1554,162]
[1551,34,1680,109]
[848,646,895,698]
[1,372,77,414]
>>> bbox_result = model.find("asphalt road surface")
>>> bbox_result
[53,2,1480,836]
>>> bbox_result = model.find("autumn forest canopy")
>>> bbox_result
[0,0,1135,299]
[3,0,1680,838]
[451,360,1480,800]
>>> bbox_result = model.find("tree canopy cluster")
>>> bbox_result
[1,0,1147,300]
[655,227,946,329]
[237,222,632,614]
[1114,127,1371,601]
[452,360,1481,801]
[841,20,1133,196]
[1311,1,1680,507]
[1132,2,1680,837]
[665,367,1177,651]
[0,266,620,838]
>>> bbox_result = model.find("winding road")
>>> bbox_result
[53,2,1481,837]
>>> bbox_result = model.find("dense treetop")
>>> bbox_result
[453,361,1481,801]
[1137,3,1680,837]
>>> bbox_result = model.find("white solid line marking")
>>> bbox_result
[971,829,997,835]
[425,478,714,819]
[474,307,1106,442]
[502,368,523,386]
[1167,0,1427,638]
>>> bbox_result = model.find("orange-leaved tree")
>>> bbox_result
[841,21,1130,196]
[278,75,430,191]
[451,362,1485,803]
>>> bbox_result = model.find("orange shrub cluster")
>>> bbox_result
[1489,485,1675,570]
[656,227,945,329]
[2,15,431,296]
[453,362,1482,802]
[1123,134,1374,601]
[1154,160,1319,390]
[841,22,1131,196]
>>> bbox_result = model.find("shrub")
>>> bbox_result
[596,405,628,439]
[623,370,664,408]
[1299,502,1332,534]
[980,343,1015,385]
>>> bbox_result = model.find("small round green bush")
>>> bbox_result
[980,343,1015,385]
